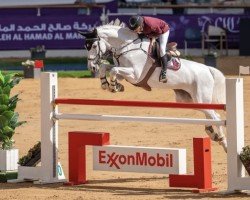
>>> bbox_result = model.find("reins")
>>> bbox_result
[88,36,150,66]
[111,37,149,65]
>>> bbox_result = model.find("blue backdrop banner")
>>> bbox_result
[0,15,101,50]
[109,14,249,49]
[0,13,248,50]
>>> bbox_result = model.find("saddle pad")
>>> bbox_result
[167,58,181,71]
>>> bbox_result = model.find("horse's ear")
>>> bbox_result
[114,18,121,26]
[78,29,98,38]
[120,22,126,28]
[93,28,97,36]
[108,20,114,25]
[78,31,89,38]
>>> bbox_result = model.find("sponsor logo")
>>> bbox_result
[98,150,173,169]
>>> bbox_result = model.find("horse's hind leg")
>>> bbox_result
[174,89,193,103]
[196,86,227,152]
[174,89,227,152]
[202,109,227,152]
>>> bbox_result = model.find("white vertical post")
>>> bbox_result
[11,72,65,183]
[40,72,65,183]
[226,78,250,192]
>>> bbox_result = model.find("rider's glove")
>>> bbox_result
[138,34,145,39]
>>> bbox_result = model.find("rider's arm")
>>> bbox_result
[142,17,170,38]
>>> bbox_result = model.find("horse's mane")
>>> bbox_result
[98,18,127,29]
[96,18,137,40]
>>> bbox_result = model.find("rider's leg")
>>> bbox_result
[159,30,170,83]
[160,54,171,82]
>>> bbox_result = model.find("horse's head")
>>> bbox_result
[79,21,139,73]
[79,29,110,73]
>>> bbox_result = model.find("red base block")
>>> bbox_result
[66,131,110,186]
[169,137,217,193]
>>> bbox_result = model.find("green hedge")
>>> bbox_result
[0,171,18,182]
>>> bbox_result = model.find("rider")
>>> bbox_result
[128,15,171,83]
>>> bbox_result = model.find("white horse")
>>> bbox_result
[79,20,227,152]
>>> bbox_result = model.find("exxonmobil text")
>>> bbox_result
[98,150,173,169]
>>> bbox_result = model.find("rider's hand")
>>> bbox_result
[134,26,142,33]
[138,34,145,39]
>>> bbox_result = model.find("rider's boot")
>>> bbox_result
[159,54,171,83]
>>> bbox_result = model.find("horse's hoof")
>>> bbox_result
[109,86,117,93]
[219,138,227,153]
[109,89,117,93]
[101,83,109,90]
[117,83,125,92]
[108,83,124,93]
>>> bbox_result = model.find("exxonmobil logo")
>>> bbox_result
[98,151,173,169]
[93,145,187,175]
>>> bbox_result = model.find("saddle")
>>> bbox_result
[167,42,181,57]
[133,39,181,91]
[150,39,181,71]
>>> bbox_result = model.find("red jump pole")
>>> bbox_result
[54,98,226,110]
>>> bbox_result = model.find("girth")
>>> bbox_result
[133,62,160,91]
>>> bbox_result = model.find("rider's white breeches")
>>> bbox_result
[159,30,170,57]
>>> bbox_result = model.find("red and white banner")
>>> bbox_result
[93,145,186,174]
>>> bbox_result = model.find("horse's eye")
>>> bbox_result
[85,43,92,51]
[92,44,97,49]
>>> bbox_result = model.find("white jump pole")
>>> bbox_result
[226,78,250,193]
[55,113,225,126]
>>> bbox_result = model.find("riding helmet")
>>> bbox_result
[128,15,143,30]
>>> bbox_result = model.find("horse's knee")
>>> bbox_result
[99,68,106,77]
[109,68,118,79]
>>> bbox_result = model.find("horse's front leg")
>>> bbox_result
[99,63,113,90]
[109,67,135,93]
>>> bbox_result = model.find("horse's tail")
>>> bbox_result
[209,67,226,104]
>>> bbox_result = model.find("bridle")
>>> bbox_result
[86,36,149,67]
[86,38,109,66]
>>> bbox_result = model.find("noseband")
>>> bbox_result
[85,37,111,65]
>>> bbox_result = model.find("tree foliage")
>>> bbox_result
[0,72,26,150]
